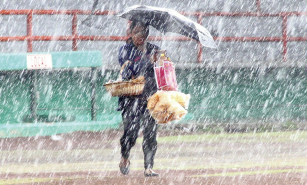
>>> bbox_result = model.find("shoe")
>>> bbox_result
[144,168,159,177]
[119,158,130,175]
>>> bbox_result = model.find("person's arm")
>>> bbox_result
[118,45,127,67]
[149,44,160,64]
[118,45,133,80]
[121,61,133,80]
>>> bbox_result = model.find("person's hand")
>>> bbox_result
[150,50,159,64]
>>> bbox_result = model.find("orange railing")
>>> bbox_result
[1,6,307,63]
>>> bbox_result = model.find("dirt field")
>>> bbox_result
[0,128,307,185]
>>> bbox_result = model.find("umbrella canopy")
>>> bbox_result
[117,5,217,49]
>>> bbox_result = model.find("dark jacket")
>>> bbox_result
[117,42,159,111]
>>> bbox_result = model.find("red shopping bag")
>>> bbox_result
[154,60,178,91]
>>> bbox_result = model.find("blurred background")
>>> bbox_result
[1,0,307,136]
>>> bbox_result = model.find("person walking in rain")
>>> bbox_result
[118,21,160,177]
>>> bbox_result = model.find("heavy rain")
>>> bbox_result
[0,0,307,184]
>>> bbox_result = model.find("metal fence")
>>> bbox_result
[0,2,307,63]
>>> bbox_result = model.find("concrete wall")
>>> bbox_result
[1,0,307,68]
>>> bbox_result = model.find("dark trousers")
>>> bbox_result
[120,99,158,169]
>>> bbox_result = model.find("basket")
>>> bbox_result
[103,81,145,97]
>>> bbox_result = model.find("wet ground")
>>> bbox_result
[0,129,307,184]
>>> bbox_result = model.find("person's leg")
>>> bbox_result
[119,100,141,175]
[142,109,158,176]
[120,109,141,160]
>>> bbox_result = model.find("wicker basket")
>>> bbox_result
[103,81,145,97]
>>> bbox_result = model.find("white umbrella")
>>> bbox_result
[117,5,217,49]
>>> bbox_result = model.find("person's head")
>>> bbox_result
[129,21,149,47]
